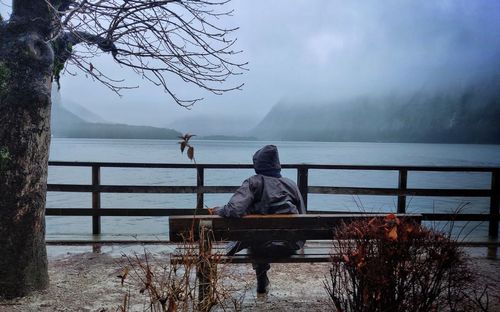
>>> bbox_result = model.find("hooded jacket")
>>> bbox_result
[214,145,306,217]
[214,145,306,253]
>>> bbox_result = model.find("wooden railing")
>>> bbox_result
[46,161,500,241]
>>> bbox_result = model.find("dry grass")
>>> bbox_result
[116,227,251,312]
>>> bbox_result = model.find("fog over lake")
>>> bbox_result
[2,1,497,137]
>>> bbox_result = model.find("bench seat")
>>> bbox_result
[170,242,335,264]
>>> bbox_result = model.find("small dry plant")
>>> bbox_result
[325,214,490,312]
[178,133,196,162]
[116,230,249,312]
[115,134,249,311]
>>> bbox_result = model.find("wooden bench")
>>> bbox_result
[169,213,422,309]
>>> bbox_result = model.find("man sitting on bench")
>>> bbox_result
[209,145,306,294]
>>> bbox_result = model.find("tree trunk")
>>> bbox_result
[0,0,55,299]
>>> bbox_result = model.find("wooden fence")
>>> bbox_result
[46,161,500,242]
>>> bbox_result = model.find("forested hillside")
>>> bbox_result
[253,81,500,144]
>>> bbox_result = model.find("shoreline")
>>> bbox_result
[0,245,498,311]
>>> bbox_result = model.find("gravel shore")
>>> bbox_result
[0,245,498,311]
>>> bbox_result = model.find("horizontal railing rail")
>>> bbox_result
[47,161,498,171]
[44,208,499,222]
[46,161,500,242]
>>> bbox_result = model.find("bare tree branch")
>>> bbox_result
[47,0,246,107]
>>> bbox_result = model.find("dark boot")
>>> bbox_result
[256,270,270,294]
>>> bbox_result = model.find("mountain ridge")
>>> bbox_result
[51,99,182,139]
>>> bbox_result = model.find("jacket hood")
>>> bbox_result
[252,145,281,177]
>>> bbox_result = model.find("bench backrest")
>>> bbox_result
[168,214,422,242]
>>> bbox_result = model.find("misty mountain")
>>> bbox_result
[252,80,500,144]
[51,98,181,139]
[167,115,259,137]
[198,135,258,141]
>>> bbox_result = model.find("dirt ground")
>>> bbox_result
[0,245,498,312]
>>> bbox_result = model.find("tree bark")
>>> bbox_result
[0,0,242,299]
[0,0,55,299]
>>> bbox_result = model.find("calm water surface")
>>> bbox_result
[47,139,500,241]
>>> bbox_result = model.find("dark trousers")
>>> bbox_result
[250,242,297,275]
[225,241,299,275]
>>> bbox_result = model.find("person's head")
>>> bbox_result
[252,145,281,178]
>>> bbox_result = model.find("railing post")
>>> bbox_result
[92,165,101,235]
[196,166,205,212]
[489,170,499,239]
[297,166,308,212]
[397,169,408,213]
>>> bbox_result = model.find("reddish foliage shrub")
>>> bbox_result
[325,214,489,312]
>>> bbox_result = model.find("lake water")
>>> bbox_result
[47,138,500,241]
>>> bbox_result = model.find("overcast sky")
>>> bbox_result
[2,1,500,129]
